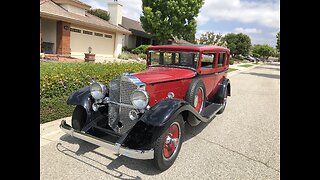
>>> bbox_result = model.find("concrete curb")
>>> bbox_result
[228,63,261,77]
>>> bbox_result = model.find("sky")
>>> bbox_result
[81,0,280,47]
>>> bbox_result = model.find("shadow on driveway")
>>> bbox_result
[57,116,217,177]
[240,72,280,80]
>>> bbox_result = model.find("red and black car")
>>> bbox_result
[60,45,231,171]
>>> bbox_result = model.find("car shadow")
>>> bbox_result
[58,134,162,177]
[254,66,280,71]
[240,72,280,80]
[184,117,215,142]
[57,116,216,176]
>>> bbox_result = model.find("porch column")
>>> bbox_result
[114,32,124,58]
[56,21,70,55]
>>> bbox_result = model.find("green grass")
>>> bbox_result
[40,61,146,124]
[238,64,254,68]
[40,96,74,124]
[228,68,238,72]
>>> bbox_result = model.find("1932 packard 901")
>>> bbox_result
[60,45,231,171]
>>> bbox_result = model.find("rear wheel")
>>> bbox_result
[186,79,206,113]
[153,115,184,171]
[71,105,87,131]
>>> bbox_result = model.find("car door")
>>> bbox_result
[198,52,218,99]
[213,51,229,93]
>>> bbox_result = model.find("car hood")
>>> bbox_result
[132,66,196,84]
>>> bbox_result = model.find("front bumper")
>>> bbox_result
[59,120,154,160]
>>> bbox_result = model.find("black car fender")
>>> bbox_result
[67,86,94,120]
[213,78,231,103]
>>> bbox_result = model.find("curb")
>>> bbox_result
[228,63,261,77]
[40,116,71,147]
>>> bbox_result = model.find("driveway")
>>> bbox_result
[40,63,280,179]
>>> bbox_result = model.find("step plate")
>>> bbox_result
[200,103,223,119]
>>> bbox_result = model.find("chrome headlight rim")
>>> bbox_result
[90,82,107,100]
[131,89,149,109]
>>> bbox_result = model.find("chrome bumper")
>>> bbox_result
[59,120,154,160]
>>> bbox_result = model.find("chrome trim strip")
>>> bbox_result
[123,74,146,88]
[60,120,154,160]
[105,99,136,109]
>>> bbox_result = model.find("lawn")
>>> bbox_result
[238,64,254,68]
[228,68,238,72]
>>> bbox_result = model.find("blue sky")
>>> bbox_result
[81,0,280,47]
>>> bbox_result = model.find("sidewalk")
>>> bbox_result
[228,62,261,77]
[40,62,262,147]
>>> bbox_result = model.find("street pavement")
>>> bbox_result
[40,62,280,180]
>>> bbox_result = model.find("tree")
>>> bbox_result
[140,0,204,44]
[199,32,225,46]
[252,44,275,60]
[222,33,252,57]
[276,31,280,52]
[87,9,110,21]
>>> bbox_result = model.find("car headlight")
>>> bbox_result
[90,82,107,100]
[131,89,149,109]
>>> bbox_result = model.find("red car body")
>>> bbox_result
[134,45,230,107]
[62,44,231,171]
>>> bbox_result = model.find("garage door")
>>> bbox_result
[70,26,115,59]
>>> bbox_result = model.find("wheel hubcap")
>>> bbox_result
[163,123,180,159]
[194,88,204,112]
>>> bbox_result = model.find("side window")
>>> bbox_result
[163,52,172,65]
[218,53,226,67]
[201,53,216,69]
[150,51,160,65]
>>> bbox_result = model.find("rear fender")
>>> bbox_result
[213,78,231,103]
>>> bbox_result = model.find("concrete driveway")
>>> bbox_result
[40,63,280,179]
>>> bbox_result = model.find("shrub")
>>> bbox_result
[87,9,110,21]
[118,51,129,60]
[132,45,151,54]
[229,58,234,65]
[138,53,147,60]
[235,55,244,60]
[40,96,74,123]
[40,62,146,99]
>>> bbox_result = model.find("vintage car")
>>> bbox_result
[60,45,231,171]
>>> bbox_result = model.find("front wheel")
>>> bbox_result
[71,105,87,131]
[153,115,185,171]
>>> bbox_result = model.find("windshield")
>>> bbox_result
[148,50,200,69]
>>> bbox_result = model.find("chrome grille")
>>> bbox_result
[108,75,140,134]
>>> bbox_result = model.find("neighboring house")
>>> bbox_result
[120,17,153,49]
[40,0,130,62]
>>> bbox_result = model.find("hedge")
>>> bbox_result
[40,62,146,123]
[40,62,146,99]
[40,96,75,123]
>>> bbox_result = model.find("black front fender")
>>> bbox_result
[67,86,93,116]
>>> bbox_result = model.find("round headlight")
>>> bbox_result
[90,82,107,100]
[131,89,149,109]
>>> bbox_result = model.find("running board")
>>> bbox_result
[200,103,223,120]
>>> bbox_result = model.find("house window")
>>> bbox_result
[104,34,112,38]
[94,32,103,37]
[218,53,226,67]
[70,28,81,33]
[83,30,93,35]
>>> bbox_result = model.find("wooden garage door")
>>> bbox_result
[70,27,114,57]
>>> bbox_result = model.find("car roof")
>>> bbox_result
[147,44,229,52]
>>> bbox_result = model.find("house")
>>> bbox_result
[120,17,153,49]
[40,0,131,62]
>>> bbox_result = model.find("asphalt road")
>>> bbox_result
[40,63,280,180]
